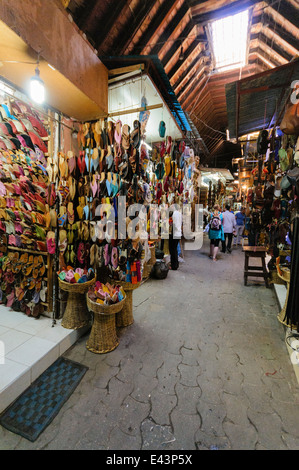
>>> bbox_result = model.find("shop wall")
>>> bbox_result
[0,0,108,115]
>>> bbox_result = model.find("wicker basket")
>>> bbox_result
[86,295,126,354]
[277,266,290,283]
[116,280,141,291]
[59,277,95,330]
[142,263,153,279]
[86,293,126,315]
[276,266,294,328]
[269,269,286,285]
[58,277,95,293]
[149,245,156,264]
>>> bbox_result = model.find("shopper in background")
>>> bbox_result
[169,206,182,270]
[234,206,246,246]
[221,204,236,253]
[209,204,224,262]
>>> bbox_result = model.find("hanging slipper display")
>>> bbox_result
[121,124,130,150]
[159,120,166,138]
[130,120,141,148]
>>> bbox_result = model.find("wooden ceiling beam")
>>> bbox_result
[138,0,185,55]
[248,50,277,69]
[254,1,299,42]
[173,55,210,96]
[150,1,191,57]
[163,24,198,73]
[191,0,256,24]
[167,41,206,84]
[249,43,286,68]
[180,73,210,110]
[249,37,290,65]
[122,0,166,55]
[157,10,194,63]
[266,0,299,30]
[251,22,299,58]
[251,11,299,52]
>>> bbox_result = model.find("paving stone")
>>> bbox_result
[175,382,202,415]
[149,388,177,425]
[117,395,151,437]
[2,237,299,450]
[108,426,142,450]
[246,408,287,450]
[195,429,231,450]
[222,421,258,450]
[196,400,227,436]
[168,409,201,450]
[141,419,175,450]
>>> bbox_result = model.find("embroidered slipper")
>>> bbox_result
[91,147,99,172]
[59,230,67,254]
[77,151,86,174]
[58,206,67,227]
[67,202,75,225]
[46,231,56,254]
[68,176,76,201]
[67,150,76,175]
[166,136,172,154]
[114,120,122,145]
[77,242,85,265]
[90,175,98,198]
[122,124,130,150]
[107,121,114,146]
[93,122,101,147]
[104,243,110,266]
[164,155,171,176]
[130,120,141,148]
[111,246,118,269]
[85,148,92,172]
[106,147,114,171]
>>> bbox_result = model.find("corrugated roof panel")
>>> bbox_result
[226,58,299,138]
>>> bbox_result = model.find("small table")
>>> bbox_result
[115,281,141,328]
[242,246,269,288]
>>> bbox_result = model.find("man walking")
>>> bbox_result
[234,206,246,246]
[169,206,182,270]
[221,205,236,253]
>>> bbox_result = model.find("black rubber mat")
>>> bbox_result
[0,357,88,442]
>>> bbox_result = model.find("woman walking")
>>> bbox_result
[209,204,224,261]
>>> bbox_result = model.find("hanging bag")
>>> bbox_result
[210,214,221,231]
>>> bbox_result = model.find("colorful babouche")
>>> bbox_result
[58,266,94,284]
[88,281,125,305]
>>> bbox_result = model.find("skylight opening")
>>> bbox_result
[210,9,249,72]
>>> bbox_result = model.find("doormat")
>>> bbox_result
[0,357,88,442]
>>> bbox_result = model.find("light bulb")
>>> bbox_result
[30,66,45,104]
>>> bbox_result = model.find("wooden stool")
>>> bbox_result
[115,281,141,328]
[242,246,269,287]
[59,278,95,330]
[86,295,126,354]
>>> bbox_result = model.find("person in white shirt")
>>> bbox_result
[221,205,236,253]
[169,207,182,270]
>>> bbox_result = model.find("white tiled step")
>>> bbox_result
[0,306,88,414]
[273,283,299,385]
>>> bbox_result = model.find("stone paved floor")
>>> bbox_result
[1,236,299,450]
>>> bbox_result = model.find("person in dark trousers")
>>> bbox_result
[169,207,182,270]
[221,204,236,253]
